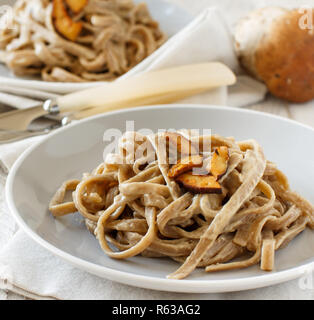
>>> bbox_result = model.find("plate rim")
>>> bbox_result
[5,104,314,293]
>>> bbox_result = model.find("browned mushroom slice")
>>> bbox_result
[175,172,222,194]
[164,132,198,156]
[208,146,229,179]
[65,0,88,13]
[168,155,203,179]
[53,0,83,41]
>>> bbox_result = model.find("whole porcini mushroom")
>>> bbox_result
[234,7,314,103]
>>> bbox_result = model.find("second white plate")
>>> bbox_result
[0,0,192,93]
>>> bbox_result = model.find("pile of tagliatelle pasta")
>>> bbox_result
[49,131,314,280]
[0,0,166,82]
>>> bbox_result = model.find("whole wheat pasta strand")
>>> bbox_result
[96,206,157,259]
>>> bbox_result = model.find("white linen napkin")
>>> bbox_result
[0,7,267,300]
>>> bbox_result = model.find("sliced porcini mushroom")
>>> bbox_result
[164,132,198,156]
[65,0,89,13]
[53,0,83,41]
[175,172,222,194]
[168,155,203,179]
[208,146,229,179]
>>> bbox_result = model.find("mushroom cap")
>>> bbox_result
[235,7,314,103]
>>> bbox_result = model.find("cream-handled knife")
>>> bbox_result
[0,63,236,131]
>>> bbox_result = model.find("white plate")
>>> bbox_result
[6,105,314,293]
[0,0,192,93]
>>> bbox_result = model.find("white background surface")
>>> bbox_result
[1,0,314,299]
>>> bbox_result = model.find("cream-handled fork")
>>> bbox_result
[0,63,236,133]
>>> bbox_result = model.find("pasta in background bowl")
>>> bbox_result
[6,105,314,292]
[0,0,192,86]
[0,0,167,82]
